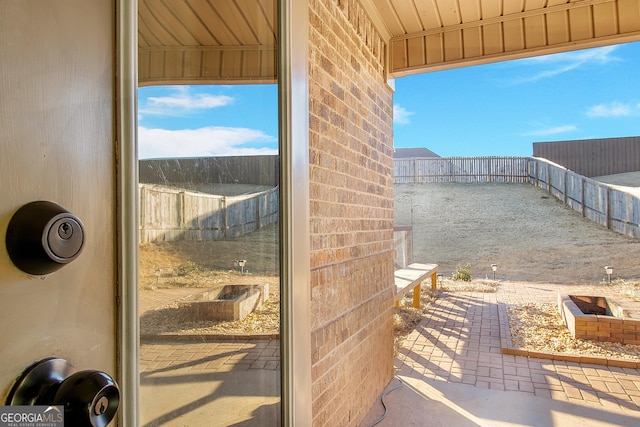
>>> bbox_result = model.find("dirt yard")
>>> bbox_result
[140,178,640,336]
[139,222,280,335]
[139,222,279,290]
[141,178,640,290]
[395,182,640,284]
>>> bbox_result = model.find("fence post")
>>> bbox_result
[256,193,262,230]
[581,177,586,217]
[452,158,456,182]
[179,191,185,230]
[222,196,228,237]
[606,186,612,230]
[563,169,568,204]
[139,185,146,244]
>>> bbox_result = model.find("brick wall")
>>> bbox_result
[308,0,396,424]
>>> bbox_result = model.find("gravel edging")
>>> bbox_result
[498,302,640,369]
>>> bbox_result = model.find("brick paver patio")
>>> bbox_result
[139,289,281,426]
[396,281,640,411]
[139,281,640,425]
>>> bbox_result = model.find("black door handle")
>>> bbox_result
[6,358,119,427]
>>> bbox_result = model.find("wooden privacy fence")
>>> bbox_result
[530,158,640,239]
[394,156,640,239]
[140,156,639,242]
[140,184,278,243]
[394,156,531,183]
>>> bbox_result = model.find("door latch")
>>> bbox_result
[6,358,119,427]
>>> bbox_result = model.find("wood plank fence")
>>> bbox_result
[140,155,639,243]
[530,158,640,239]
[395,156,640,239]
[394,156,531,183]
[139,184,278,243]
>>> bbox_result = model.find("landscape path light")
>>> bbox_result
[605,265,613,284]
[235,259,247,274]
[491,264,498,281]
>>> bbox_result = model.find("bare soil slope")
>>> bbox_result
[395,182,640,284]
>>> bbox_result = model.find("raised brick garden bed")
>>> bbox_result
[178,284,269,321]
[558,294,640,345]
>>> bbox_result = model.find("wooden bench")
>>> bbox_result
[394,263,439,308]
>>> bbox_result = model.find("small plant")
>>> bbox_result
[451,263,472,282]
[175,261,202,277]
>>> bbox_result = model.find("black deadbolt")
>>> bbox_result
[5,201,85,275]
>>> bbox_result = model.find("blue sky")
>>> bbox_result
[138,41,640,159]
[138,84,278,159]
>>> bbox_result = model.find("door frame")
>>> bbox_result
[115,1,313,425]
[116,0,139,426]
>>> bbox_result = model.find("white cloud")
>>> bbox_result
[139,86,233,117]
[524,125,577,136]
[515,63,580,82]
[524,45,619,65]
[138,126,277,159]
[394,104,414,124]
[512,45,620,83]
[586,102,639,117]
[147,94,232,109]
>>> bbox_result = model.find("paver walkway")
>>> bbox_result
[139,289,281,426]
[141,281,640,425]
[367,281,640,426]
[140,339,281,426]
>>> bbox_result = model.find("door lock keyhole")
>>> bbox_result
[94,396,109,416]
[58,222,73,239]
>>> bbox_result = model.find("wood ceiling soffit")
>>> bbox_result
[389,0,640,76]
[138,0,277,85]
